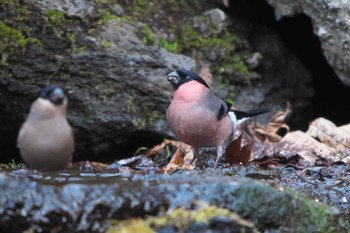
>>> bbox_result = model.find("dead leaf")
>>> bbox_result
[254,103,291,143]
[252,131,337,166]
[225,134,243,164]
[240,139,253,166]
[145,139,191,158]
[164,147,195,174]
[307,117,350,163]
[225,130,253,166]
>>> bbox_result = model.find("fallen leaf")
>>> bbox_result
[145,139,191,158]
[164,147,195,174]
[225,131,253,166]
[307,117,350,163]
[254,103,291,143]
[252,131,337,166]
[225,133,243,164]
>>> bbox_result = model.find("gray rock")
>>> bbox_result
[0,1,314,163]
[0,171,339,232]
[235,30,314,126]
[0,2,195,162]
[265,0,350,87]
[23,0,99,20]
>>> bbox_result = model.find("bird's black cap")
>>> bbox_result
[167,69,210,90]
[39,85,65,106]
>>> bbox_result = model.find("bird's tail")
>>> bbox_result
[232,108,270,119]
[228,108,270,125]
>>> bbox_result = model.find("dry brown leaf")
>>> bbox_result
[279,131,337,163]
[164,147,195,174]
[254,103,291,143]
[225,133,243,164]
[225,131,253,166]
[145,139,191,158]
[307,117,350,163]
[252,131,337,166]
[169,147,186,165]
[240,140,253,166]
[255,126,283,142]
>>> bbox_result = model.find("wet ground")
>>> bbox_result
[0,158,349,232]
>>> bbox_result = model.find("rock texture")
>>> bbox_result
[265,0,350,87]
[0,0,313,162]
[0,172,339,233]
[0,1,196,162]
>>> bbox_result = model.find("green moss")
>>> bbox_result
[107,218,155,233]
[42,9,79,37]
[43,10,66,37]
[134,0,147,13]
[150,204,257,231]
[0,0,19,14]
[100,84,116,101]
[67,33,86,54]
[141,25,155,45]
[232,54,249,75]
[15,6,32,22]
[158,22,249,80]
[0,21,41,65]
[107,205,258,233]
[44,10,65,25]
[159,37,178,53]
[100,39,117,48]
[97,11,123,26]
[132,0,152,18]
[127,93,163,130]
[225,182,340,233]
[71,47,86,54]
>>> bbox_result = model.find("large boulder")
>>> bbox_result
[0,1,313,163]
[265,0,350,87]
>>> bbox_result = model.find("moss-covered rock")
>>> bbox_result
[0,172,346,233]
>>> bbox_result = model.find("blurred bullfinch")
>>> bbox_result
[166,69,269,168]
[17,85,74,172]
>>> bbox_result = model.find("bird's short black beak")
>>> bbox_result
[167,71,180,84]
[50,88,65,106]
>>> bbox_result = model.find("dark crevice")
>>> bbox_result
[114,130,165,160]
[73,130,165,163]
[224,0,350,129]
[277,15,350,127]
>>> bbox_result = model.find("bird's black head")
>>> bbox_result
[39,85,65,106]
[167,69,210,90]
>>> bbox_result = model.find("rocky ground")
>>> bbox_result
[1,0,350,232]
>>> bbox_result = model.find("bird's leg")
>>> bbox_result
[189,147,199,165]
[214,146,223,169]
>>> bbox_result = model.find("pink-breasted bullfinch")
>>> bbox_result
[166,69,269,168]
[17,85,74,172]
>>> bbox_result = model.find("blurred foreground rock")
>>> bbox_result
[0,171,342,233]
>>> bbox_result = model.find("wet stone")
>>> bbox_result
[0,170,341,233]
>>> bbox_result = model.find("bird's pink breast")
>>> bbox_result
[167,82,233,148]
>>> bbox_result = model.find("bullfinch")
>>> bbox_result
[17,85,74,172]
[166,69,269,168]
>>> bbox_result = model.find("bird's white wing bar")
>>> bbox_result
[228,111,249,125]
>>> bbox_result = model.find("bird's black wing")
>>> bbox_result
[217,100,233,120]
[230,108,270,120]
